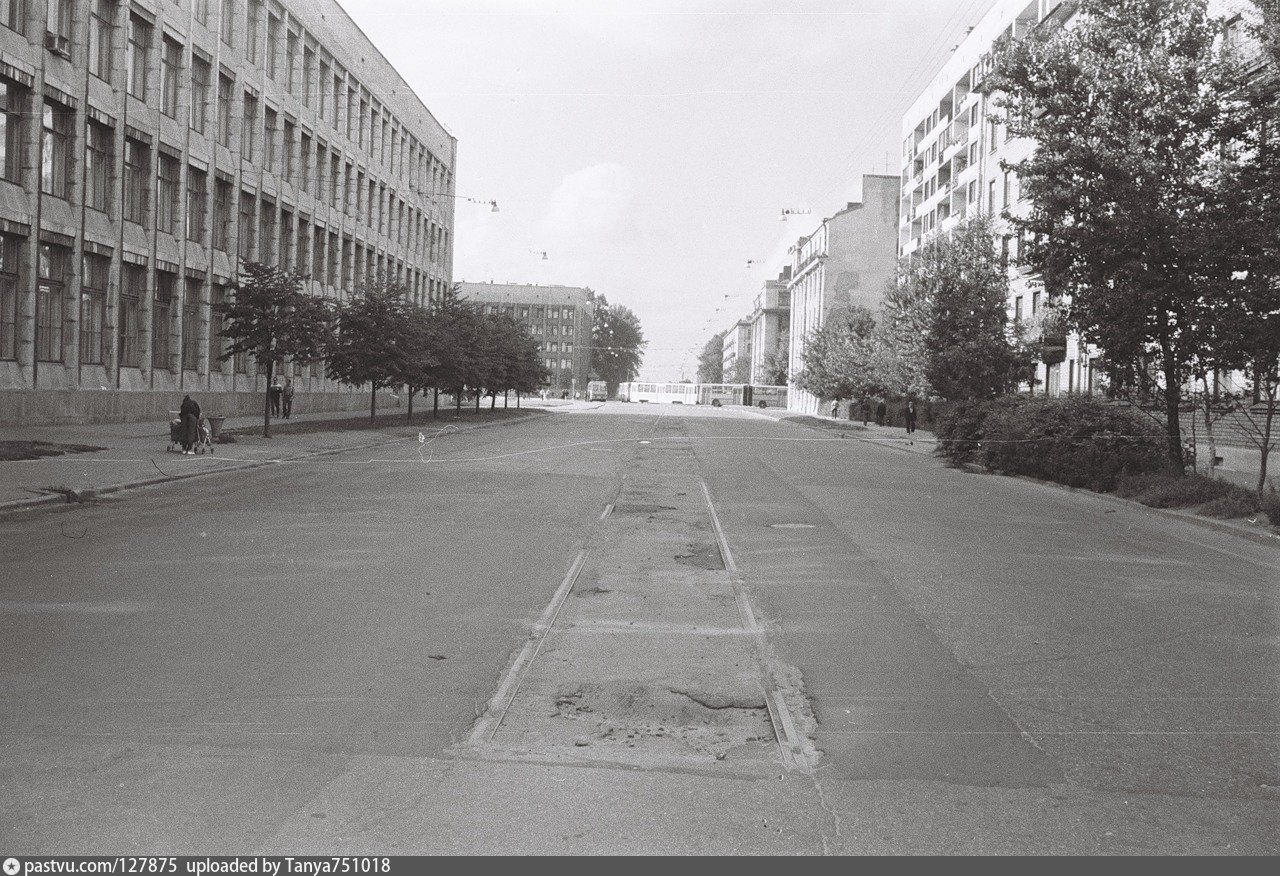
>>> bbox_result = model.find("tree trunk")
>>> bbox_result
[263,359,273,439]
[1159,335,1184,474]
[1258,376,1276,495]
[369,384,377,425]
[455,388,462,415]
[491,392,496,410]
[1199,374,1217,477]
[504,390,508,409]
[433,388,439,418]
[408,387,414,421]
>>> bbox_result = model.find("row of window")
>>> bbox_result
[43,0,453,196]
[481,303,579,321]
[0,230,450,367]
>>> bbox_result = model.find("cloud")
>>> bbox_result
[538,163,636,250]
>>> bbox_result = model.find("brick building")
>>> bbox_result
[0,0,456,424]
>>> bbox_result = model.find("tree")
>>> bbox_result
[795,305,887,403]
[697,332,725,384]
[899,216,1032,401]
[730,354,752,384]
[397,306,442,421]
[758,338,789,386]
[326,282,415,424]
[991,0,1251,470]
[591,296,646,394]
[216,261,333,438]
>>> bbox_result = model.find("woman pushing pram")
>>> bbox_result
[169,394,212,455]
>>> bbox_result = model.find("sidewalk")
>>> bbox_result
[756,409,938,456]
[0,405,542,513]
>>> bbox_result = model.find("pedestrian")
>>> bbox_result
[283,378,295,419]
[905,398,918,439]
[269,376,283,417]
[830,399,839,419]
[860,397,871,426]
[179,394,201,455]
[875,397,887,426]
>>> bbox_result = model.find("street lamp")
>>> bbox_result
[779,208,811,221]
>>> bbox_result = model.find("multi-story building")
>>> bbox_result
[787,174,899,414]
[454,281,594,396]
[747,268,789,385]
[899,0,1088,397]
[721,317,751,384]
[0,0,456,425]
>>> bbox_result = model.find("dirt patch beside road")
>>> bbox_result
[0,441,106,462]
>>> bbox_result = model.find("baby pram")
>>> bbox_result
[168,415,213,454]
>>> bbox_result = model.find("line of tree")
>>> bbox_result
[798,0,1279,493]
[590,295,647,395]
[215,264,546,437]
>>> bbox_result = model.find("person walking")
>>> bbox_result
[269,376,283,417]
[179,394,201,455]
[283,378,295,420]
[875,397,887,426]
[905,398,918,442]
[860,397,871,426]
[830,399,839,419]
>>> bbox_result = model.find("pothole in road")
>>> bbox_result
[612,503,677,515]
[674,543,725,570]
[553,684,773,761]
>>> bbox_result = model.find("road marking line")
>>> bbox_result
[468,549,588,745]
[701,480,758,632]
[599,502,614,520]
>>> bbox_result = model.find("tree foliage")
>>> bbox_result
[795,305,887,402]
[591,296,646,393]
[697,332,725,384]
[758,338,789,386]
[990,0,1251,470]
[215,261,333,437]
[326,281,418,423]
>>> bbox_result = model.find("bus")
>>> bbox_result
[587,380,609,401]
[616,382,699,404]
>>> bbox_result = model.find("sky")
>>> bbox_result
[337,0,998,381]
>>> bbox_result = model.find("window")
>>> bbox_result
[327,230,338,286]
[266,15,279,79]
[3,0,22,33]
[263,107,276,172]
[0,233,18,360]
[318,61,329,119]
[194,0,209,27]
[123,138,149,224]
[286,31,298,95]
[238,191,255,260]
[90,0,114,81]
[36,244,68,363]
[303,48,315,108]
[332,74,343,130]
[187,167,207,243]
[312,225,324,278]
[217,73,234,147]
[190,55,210,133]
[40,101,73,199]
[84,120,113,213]
[208,283,226,369]
[299,132,312,194]
[282,120,294,183]
[280,209,293,270]
[295,214,308,272]
[259,200,275,259]
[1031,290,1040,315]
[161,38,182,118]
[246,1,262,60]
[1002,170,1010,208]
[80,254,109,365]
[988,118,999,153]
[119,264,144,367]
[153,271,175,371]
[344,163,354,215]
[987,180,996,214]
[157,153,180,234]
[357,98,367,150]
[346,87,357,140]
[127,14,151,100]
[220,0,235,46]
[213,178,232,251]
[329,152,340,208]
[47,0,71,42]
[1014,296,1023,324]
[183,277,202,371]
[241,91,258,160]
[0,80,25,183]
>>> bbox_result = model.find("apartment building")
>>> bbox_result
[787,174,899,415]
[0,0,456,425]
[899,0,1094,397]
[454,281,594,396]
[747,268,789,385]
[721,317,751,384]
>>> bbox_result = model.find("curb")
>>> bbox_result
[0,409,548,516]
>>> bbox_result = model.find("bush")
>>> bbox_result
[934,397,1027,464]
[1198,489,1261,519]
[1115,472,1238,508]
[977,396,1168,491]
[1263,487,1280,527]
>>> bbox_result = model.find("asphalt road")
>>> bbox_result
[1,404,1276,854]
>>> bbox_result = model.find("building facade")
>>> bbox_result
[454,281,594,396]
[0,0,456,425]
[721,317,751,384]
[747,269,789,385]
[899,0,1090,397]
[787,174,899,414]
